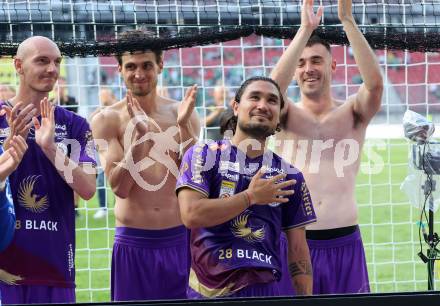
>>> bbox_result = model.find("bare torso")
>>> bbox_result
[97,97,184,230]
[275,99,367,230]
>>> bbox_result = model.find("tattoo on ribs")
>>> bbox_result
[288,260,312,277]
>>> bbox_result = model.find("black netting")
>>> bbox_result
[0,0,439,56]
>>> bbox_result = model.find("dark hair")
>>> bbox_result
[220,76,285,136]
[220,108,237,136]
[115,29,163,66]
[306,34,331,53]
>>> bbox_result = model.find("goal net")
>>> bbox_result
[0,0,439,301]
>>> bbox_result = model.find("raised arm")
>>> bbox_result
[270,0,323,133]
[177,85,200,158]
[0,137,27,251]
[33,98,96,200]
[270,0,322,95]
[91,109,132,199]
[339,0,383,122]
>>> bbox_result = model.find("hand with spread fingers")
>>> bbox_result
[301,0,324,31]
[247,168,296,205]
[0,135,28,181]
[177,84,197,126]
[1,102,36,150]
[126,90,150,136]
[32,97,56,151]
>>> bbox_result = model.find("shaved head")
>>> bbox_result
[14,36,62,94]
[16,36,60,60]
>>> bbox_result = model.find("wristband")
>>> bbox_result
[243,191,252,208]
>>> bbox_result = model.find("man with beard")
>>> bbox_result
[0,36,97,304]
[91,30,200,301]
[176,76,316,298]
[271,0,383,294]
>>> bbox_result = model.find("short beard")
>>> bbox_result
[238,121,275,140]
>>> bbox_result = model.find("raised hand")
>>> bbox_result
[126,90,150,135]
[247,168,296,205]
[1,102,36,150]
[338,0,355,23]
[33,97,55,150]
[301,0,323,31]
[177,84,197,126]
[0,135,28,181]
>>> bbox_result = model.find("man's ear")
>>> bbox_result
[331,59,337,72]
[158,57,164,73]
[14,57,23,75]
[232,100,239,116]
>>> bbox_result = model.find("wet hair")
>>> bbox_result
[306,34,331,53]
[115,29,163,66]
[220,76,284,136]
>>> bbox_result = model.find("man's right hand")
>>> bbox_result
[301,0,323,31]
[126,90,150,136]
[2,102,36,150]
[247,168,296,205]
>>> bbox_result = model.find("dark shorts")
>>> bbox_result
[111,226,189,301]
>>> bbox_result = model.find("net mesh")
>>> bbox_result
[0,0,439,56]
[0,0,439,302]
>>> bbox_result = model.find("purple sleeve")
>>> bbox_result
[176,144,212,197]
[282,172,316,230]
[72,117,97,166]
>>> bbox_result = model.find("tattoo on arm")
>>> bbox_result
[288,260,312,278]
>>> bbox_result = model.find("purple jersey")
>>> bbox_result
[0,105,96,288]
[176,140,316,297]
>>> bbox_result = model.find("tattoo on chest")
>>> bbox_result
[288,260,313,277]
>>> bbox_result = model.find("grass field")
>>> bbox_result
[74,139,439,302]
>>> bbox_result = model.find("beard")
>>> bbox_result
[238,121,276,140]
[128,79,157,97]
[130,87,152,97]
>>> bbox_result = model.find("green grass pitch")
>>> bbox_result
[74,139,439,302]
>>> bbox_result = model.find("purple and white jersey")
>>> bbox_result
[176,140,316,297]
[0,104,96,288]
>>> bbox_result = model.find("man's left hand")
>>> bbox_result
[33,97,56,151]
[338,0,355,23]
[177,84,197,126]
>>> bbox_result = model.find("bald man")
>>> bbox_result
[0,36,96,304]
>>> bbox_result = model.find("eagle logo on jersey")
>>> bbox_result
[231,212,265,243]
[0,268,22,285]
[18,175,49,213]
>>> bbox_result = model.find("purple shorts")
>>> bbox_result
[188,280,280,299]
[0,284,75,304]
[111,226,189,301]
[307,225,370,294]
